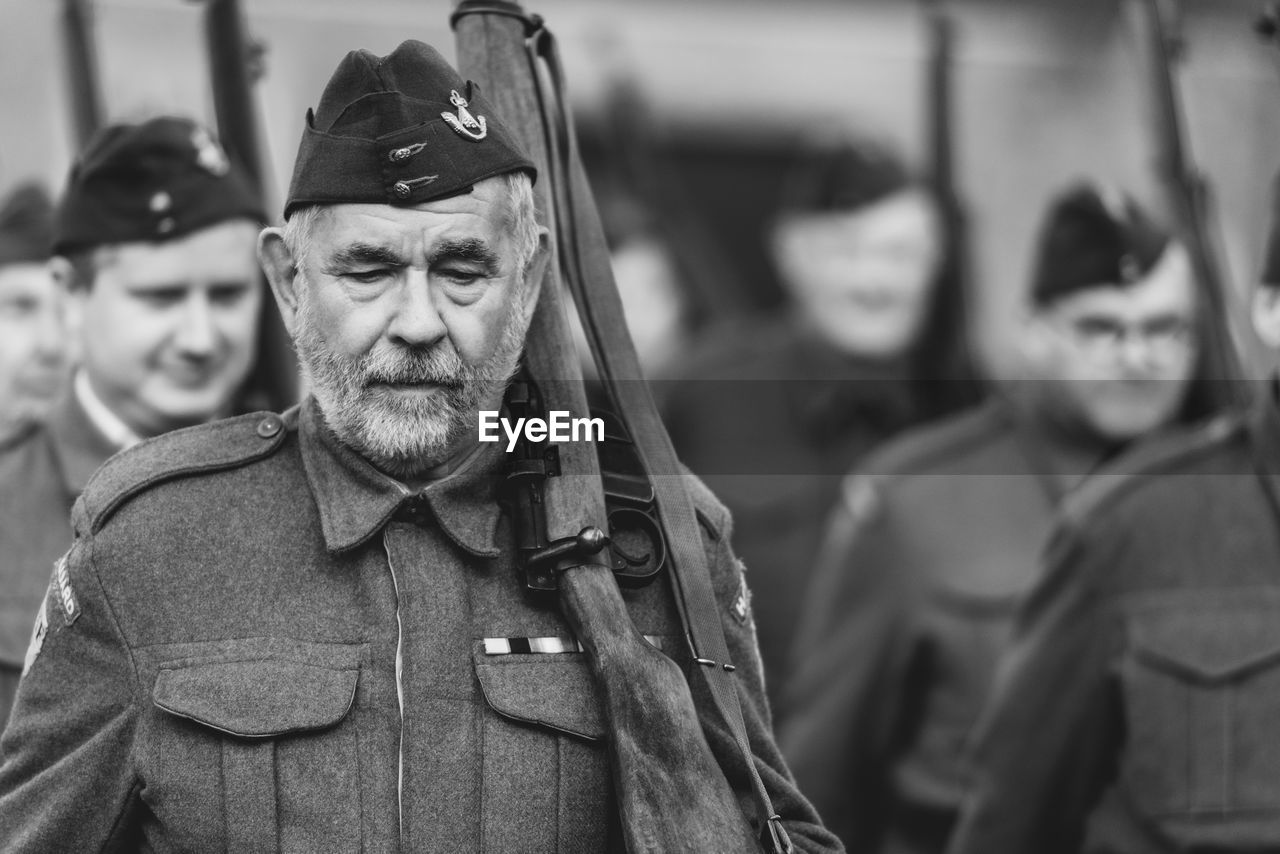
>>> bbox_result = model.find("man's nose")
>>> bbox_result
[387,269,447,348]
[33,299,65,363]
[174,290,217,358]
[1115,329,1157,372]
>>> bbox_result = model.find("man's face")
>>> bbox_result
[0,262,67,438]
[1028,244,1199,442]
[773,188,943,360]
[277,178,540,478]
[66,219,262,438]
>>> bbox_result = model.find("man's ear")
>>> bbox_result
[519,227,551,319]
[258,228,301,337]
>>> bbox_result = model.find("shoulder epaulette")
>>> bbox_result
[859,400,1007,478]
[82,410,293,534]
[1058,411,1246,531]
[677,465,732,544]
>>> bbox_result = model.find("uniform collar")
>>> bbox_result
[73,370,143,451]
[45,384,127,496]
[298,396,504,558]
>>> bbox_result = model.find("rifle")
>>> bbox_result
[197,0,299,411]
[917,0,983,417]
[60,0,105,151]
[1257,4,1280,289]
[1128,0,1251,409]
[452,4,791,852]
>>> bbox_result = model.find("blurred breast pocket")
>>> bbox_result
[138,638,367,854]
[1120,588,1280,844]
[473,648,618,854]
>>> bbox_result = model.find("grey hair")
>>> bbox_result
[283,171,540,278]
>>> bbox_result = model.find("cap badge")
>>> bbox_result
[442,89,487,142]
[1119,253,1141,283]
[191,127,231,177]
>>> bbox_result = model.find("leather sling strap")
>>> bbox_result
[451,5,791,850]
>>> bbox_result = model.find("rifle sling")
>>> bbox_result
[519,20,791,854]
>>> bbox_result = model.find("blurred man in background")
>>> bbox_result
[0,116,265,731]
[0,184,65,449]
[781,182,1233,854]
[663,137,977,706]
[946,187,1280,854]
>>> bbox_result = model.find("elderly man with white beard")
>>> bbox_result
[0,39,838,854]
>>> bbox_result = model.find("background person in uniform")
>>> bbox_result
[0,184,65,449]
[0,116,265,733]
[0,41,840,853]
[944,190,1280,854]
[663,137,978,708]
[778,181,1225,854]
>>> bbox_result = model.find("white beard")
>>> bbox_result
[293,284,527,479]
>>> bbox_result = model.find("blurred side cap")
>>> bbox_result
[1030,182,1171,306]
[285,39,536,220]
[1262,175,1280,288]
[0,182,54,266]
[53,116,265,256]
[777,136,912,215]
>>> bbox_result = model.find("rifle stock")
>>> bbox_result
[453,6,768,852]
[200,0,299,411]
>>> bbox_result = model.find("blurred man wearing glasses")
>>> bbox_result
[945,188,1280,854]
[780,182,1230,854]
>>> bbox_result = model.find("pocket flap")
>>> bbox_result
[1128,589,1280,684]
[153,658,358,738]
[474,656,605,742]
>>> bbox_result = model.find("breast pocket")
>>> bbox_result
[1120,589,1280,828]
[142,638,365,854]
[473,649,618,854]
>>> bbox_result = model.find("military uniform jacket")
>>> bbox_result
[662,314,919,707]
[948,385,1280,854]
[0,398,839,854]
[777,398,1103,854]
[0,390,119,730]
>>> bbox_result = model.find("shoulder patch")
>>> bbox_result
[22,598,48,676]
[52,551,79,625]
[1060,412,1246,529]
[730,560,752,625]
[82,409,294,533]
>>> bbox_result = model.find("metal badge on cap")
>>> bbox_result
[442,89,487,141]
[191,126,231,177]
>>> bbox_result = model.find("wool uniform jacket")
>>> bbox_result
[0,397,841,854]
[949,384,1280,854]
[662,314,920,709]
[0,390,119,733]
[779,398,1103,854]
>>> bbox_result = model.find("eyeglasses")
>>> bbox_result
[1053,314,1196,363]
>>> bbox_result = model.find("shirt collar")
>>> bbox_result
[74,370,143,451]
[44,383,128,496]
[298,396,505,558]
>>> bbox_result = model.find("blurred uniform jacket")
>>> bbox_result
[778,396,1103,854]
[948,384,1280,854]
[0,390,119,732]
[663,314,919,707]
[0,398,841,853]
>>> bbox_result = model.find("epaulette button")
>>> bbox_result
[256,415,282,439]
